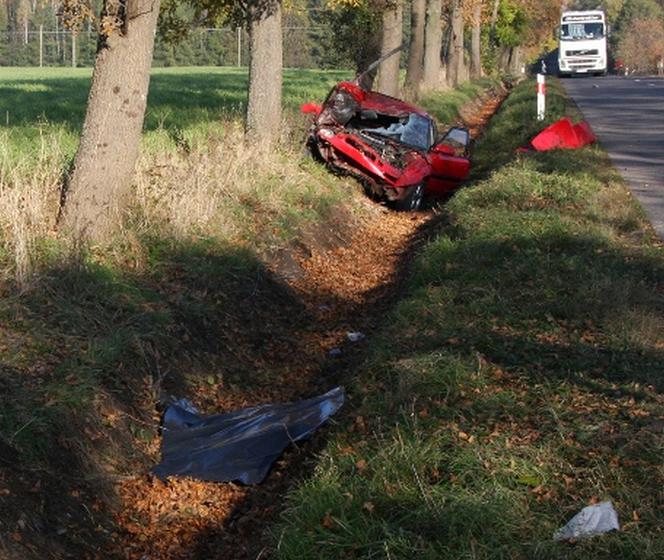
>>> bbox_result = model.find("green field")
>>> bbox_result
[0,66,349,156]
[0,66,350,125]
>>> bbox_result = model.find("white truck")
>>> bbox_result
[558,10,608,77]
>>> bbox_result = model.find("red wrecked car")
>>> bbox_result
[302,81,471,211]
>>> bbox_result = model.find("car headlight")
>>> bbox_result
[330,90,358,125]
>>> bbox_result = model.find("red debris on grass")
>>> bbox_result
[523,117,597,152]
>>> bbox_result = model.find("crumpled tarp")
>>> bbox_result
[152,387,345,484]
[522,117,597,152]
[553,501,620,541]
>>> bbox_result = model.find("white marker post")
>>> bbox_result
[537,73,546,121]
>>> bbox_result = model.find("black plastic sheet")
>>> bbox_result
[153,387,345,484]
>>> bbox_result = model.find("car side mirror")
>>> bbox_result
[432,126,470,156]
[440,127,470,148]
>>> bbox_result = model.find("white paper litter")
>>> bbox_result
[347,331,366,342]
[553,501,620,541]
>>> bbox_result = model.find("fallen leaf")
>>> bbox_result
[321,512,335,529]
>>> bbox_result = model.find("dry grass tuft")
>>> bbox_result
[0,132,64,287]
[0,118,355,283]
[133,119,348,248]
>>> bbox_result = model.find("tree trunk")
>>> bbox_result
[470,1,482,79]
[422,0,443,91]
[447,0,464,87]
[509,45,522,75]
[61,0,161,242]
[498,45,510,72]
[375,0,403,97]
[356,29,383,90]
[246,0,282,146]
[405,0,426,98]
[490,0,499,31]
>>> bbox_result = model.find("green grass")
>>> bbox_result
[420,77,500,125]
[0,66,349,125]
[0,66,358,490]
[0,66,349,157]
[0,69,500,557]
[273,79,664,559]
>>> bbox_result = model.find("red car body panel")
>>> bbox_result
[529,117,596,151]
[394,155,431,188]
[324,133,402,183]
[305,81,471,206]
[428,152,471,182]
[336,81,427,118]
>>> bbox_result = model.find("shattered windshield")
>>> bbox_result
[364,113,434,150]
[560,22,604,40]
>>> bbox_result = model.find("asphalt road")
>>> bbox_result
[562,75,664,239]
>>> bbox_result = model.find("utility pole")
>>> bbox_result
[39,24,43,68]
[237,26,241,67]
[72,33,77,68]
[55,14,60,58]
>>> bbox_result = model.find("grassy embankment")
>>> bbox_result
[0,67,494,556]
[274,79,664,559]
[0,67,355,284]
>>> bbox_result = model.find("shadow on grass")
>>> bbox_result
[270,222,663,559]
[0,236,318,557]
[0,197,458,558]
[0,68,347,133]
[409,227,663,388]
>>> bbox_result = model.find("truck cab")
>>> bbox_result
[558,10,608,77]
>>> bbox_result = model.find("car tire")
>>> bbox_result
[394,183,425,212]
[303,136,324,163]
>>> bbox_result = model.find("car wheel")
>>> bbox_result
[395,183,425,212]
[303,136,324,162]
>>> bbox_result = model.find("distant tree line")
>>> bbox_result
[0,0,573,73]
[0,0,336,67]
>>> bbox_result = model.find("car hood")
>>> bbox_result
[333,81,429,118]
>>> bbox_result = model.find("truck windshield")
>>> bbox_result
[560,22,604,40]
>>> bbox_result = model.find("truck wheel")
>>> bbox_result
[394,183,425,212]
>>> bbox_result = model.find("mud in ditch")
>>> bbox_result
[108,87,508,560]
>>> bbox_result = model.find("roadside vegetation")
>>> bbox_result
[0,67,349,283]
[5,0,661,558]
[0,67,496,558]
[273,78,664,559]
